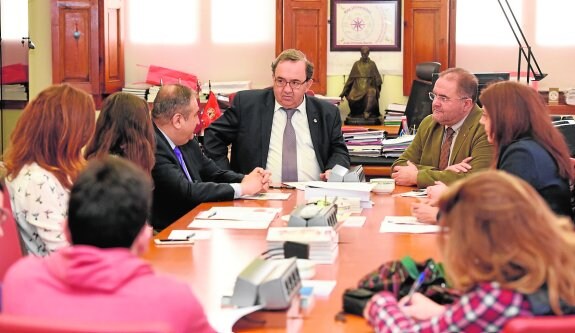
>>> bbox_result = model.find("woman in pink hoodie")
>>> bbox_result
[2,157,215,333]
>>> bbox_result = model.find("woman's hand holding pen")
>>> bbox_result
[398,293,446,320]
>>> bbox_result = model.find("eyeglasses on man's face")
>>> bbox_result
[429,92,470,103]
[274,77,308,90]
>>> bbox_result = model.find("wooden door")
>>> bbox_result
[101,0,124,94]
[403,0,455,96]
[276,0,328,95]
[51,0,100,95]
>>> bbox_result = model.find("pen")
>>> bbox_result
[156,233,195,243]
[404,270,426,305]
[207,211,217,218]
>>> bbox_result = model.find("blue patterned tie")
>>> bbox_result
[174,146,192,182]
[282,108,298,182]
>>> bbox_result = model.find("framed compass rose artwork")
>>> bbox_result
[330,0,401,51]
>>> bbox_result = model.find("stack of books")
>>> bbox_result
[1,84,27,100]
[266,226,339,264]
[383,103,406,126]
[343,130,387,157]
[381,135,415,158]
[566,88,575,106]
[121,85,148,100]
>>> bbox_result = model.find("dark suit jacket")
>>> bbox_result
[203,88,350,175]
[151,125,244,230]
[498,136,572,219]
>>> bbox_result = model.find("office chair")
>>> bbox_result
[0,314,173,333]
[403,62,441,133]
[502,316,575,333]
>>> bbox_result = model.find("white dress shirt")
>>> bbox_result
[266,98,321,183]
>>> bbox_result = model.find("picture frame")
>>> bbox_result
[330,0,402,51]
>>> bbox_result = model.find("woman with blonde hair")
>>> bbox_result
[84,92,155,173]
[366,170,575,332]
[4,84,96,256]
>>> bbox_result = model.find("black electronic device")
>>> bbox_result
[327,164,366,182]
[230,257,301,310]
[288,203,338,228]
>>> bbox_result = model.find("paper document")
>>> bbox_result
[304,181,374,202]
[240,192,291,200]
[190,207,280,229]
[342,216,367,227]
[188,219,272,230]
[196,207,280,222]
[301,280,337,298]
[396,189,428,198]
[380,216,441,234]
[208,305,264,333]
[168,229,212,240]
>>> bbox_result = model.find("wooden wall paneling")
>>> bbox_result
[51,0,124,106]
[52,0,99,95]
[403,0,450,96]
[277,0,328,95]
[102,0,124,94]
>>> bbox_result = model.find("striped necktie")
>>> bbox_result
[438,127,455,170]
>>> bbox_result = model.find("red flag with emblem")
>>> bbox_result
[201,91,222,129]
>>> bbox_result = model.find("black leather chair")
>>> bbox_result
[404,62,441,132]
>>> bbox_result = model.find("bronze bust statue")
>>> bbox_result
[340,46,382,125]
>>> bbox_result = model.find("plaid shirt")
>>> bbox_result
[366,281,533,332]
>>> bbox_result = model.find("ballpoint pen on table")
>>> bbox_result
[156,233,195,243]
[404,270,427,306]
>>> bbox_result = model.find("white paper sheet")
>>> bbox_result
[342,216,367,227]
[196,207,280,222]
[240,192,291,200]
[379,217,441,234]
[301,280,337,298]
[188,219,272,229]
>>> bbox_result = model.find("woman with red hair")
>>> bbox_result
[4,84,96,256]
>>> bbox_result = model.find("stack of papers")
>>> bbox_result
[381,135,415,158]
[304,181,374,208]
[188,207,280,229]
[122,87,148,100]
[147,85,160,103]
[566,88,575,106]
[379,216,441,233]
[1,84,27,100]
[266,227,339,264]
[343,131,387,157]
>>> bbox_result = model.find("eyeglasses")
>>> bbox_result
[429,92,470,103]
[274,78,308,89]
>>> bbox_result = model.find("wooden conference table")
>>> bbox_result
[143,187,441,332]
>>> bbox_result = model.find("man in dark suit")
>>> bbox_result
[151,84,270,231]
[203,49,350,183]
